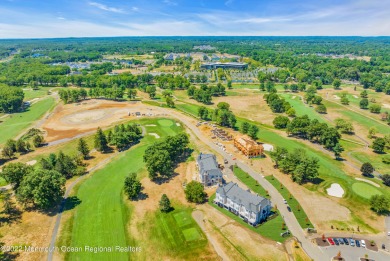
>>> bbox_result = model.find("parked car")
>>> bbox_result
[333,238,339,245]
[287,205,291,212]
[327,238,335,245]
[361,240,366,248]
[355,240,360,247]
[349,238,355,246]
[283,199,287,204]
[338,238,344,245]
[382,243,385,249]
[224,159,228,164]
[343,238,349,245]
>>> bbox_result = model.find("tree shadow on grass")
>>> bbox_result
[152,173,179,185]
[61,196,82,212]
[133,191,149,201]
[309,177,325,185]
[0,207,22,225]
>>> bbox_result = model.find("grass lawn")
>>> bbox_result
[279,93,327,123]
[265,176,313,229]
[352,183,382,199]
[22,87,51,100]
[0,97,56,145]
[65,118,183,260]
[209,194,290,242]
[175,103,200,117]
[148,207,208,258]
[233,165,269,197]
[350,151,389,175]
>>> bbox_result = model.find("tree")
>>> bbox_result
[370,195,390,214]
[198,106,209,120]
[17,169,65,209]
[340,95,349,105]
[77,138,90,159]
[32,134,44,147]
[241,122,250,134]
[286,108,296,117]
[0,85,24,113]
[94,127,108,152]
[217,102,230,110]
[372,137,386,153]
[124,173,142,200]
[0,190,14,215]
[381,174,390,187]
[145,150,173,179]
[334,118,354,134]
[369,104,381,113]
[359,98,369,109]
[146,85,156,99]
[159,194,172,212]
[1,144,15,159]
[248,125,259,140]
[128,89,137,99]
[333,143,344,159]
[368,127,377,139]
[333,79,341,89]
[0,162,33,190]
[360,162,374,176]
[315,104,327,114]
[227,80,232,89]
[360,90,368,98]
[272,116,290,130]
[166,96,175,108]
[185,181,207,203]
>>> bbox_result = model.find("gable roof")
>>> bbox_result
[197,153,222,178]
[217,182,269,212]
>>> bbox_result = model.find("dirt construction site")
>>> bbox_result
[42,99,156,141]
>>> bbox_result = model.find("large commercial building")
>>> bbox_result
[215,182,271,226]
[200,62,248,70]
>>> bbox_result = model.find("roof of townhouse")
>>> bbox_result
[197,153,222,176]
[217,182,269,212]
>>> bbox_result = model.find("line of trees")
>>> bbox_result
[285,115,342,157]
[1,130,45,160]
[143,133,189,180]
[270,147,320,184]
[0,84,24,113]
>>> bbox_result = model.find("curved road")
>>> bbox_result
[44,102,389,261]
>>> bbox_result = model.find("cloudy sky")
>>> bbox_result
[0,0,389,38]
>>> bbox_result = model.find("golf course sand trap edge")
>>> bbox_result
[326,183,344,198]
[149,133,160,139]
[355,177,380,188]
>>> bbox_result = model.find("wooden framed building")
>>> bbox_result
[234,136,264,158]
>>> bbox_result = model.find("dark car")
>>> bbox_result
[355,240,361,247]
[333,238,340,245]
[338,238,344,245]
[382,244,386,249]
[287,205,291,212]
[343,238,349,245]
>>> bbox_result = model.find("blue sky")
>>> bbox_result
[0,0,389,38]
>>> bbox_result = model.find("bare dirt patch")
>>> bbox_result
[42,99,152,141]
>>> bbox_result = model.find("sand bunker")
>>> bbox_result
[333,95,340,100]
[292,96,296,99]
[26,160,37,166]
[263,144,274,151]
[61,109,109,124]
[176,122,181,126]
[326,183,344,198]
[353,95,358,98]
[355,177,380,188]
[145,124,157,127]
[383,103,390,109]
[149,133,160,139]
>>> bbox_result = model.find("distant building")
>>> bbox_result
[215,182,271,226]
[234,135,263,158]
[201,62,248,70]
[164,53,181,61]
[211,54,220,61]
[193,45,216,51]
[196,153,223,186]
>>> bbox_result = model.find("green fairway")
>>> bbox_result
[182,228,201,241]
[209,194,289,242]
[64,118,183,260]
[352,182,382,199]
[0,97,55,145]
[22,87,52,100]
[279,93,327,123]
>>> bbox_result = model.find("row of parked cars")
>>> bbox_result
[328,237,366,248]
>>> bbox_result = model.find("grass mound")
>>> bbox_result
[352,182,382,199]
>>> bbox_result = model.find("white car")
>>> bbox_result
[361,240,366,248]
[283,199,287,204]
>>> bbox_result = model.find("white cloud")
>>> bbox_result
[225,0,234,6]
[57,17,66,20]
[163,0,177,6]
[88,2,125,13]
